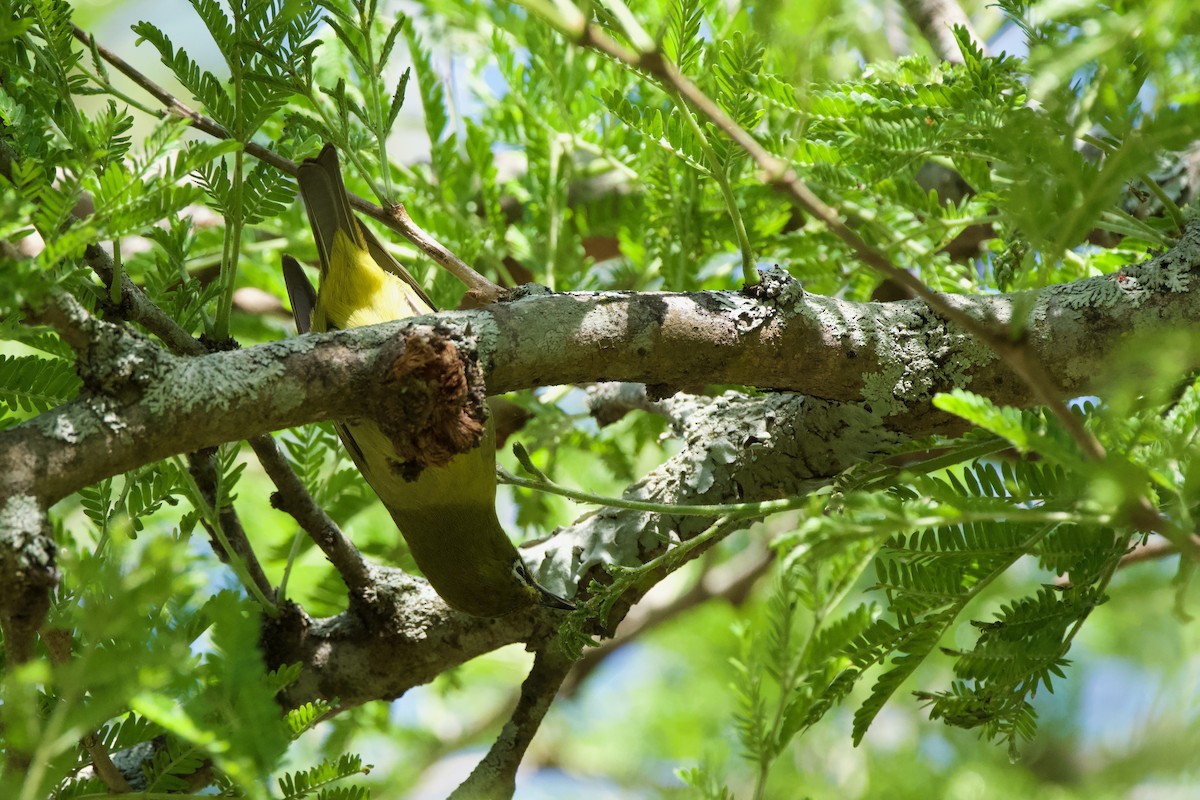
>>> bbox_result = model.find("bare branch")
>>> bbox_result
[6,235,1200,510]
[585,382,673,427]
[1118,536,1194,568]
[267,568,546,708]
[249,435,371,593]
[449,646,574,800]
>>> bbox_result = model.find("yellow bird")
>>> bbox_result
[282,144,571,617]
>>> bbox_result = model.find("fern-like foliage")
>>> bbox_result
[0,353,80,417]
[141,737,207,793]
[725,541,877,794]
[599,88,710,175]
[277,754,371,800]
[4,0,1200,794]
[286,700,335,739]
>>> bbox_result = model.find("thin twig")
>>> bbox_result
[538,9,1110,461]
[70,25,500,301]
[1118,536,1192,567]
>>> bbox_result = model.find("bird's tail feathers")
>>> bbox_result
[281,254,317,334]
[297,143,363,275]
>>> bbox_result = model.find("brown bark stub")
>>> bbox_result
[373,327,488,469]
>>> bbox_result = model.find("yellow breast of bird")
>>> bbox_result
[315,229,497,515]
[316,230,428,330]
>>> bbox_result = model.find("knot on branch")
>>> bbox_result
[746,266,804,306]
[373,326,488,475]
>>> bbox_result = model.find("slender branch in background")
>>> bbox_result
[448,645,574,800]
[1055,535,1200,588]
[69,25,501,302]
[41,630,133,794]
[897,0,989,64]
[248,436,372,593]
[525,4,1110,462]
[1118,536,1194,567]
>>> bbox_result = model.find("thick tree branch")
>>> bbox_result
[82,241,368,591]
[267,567,548,708]
[525,392,904,602]
[2,135,364,590]
[266,388,901,711]
[5,234,1200,509]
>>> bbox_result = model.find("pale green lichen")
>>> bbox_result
[942,330,997,387]
[1048,275,1136,311]
[142,348,289,416]
[0,494,44,539]
[1036,225,1200,318]
[1139,263,1192,293]
[48,414,78,443]
[861,369,911,416]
